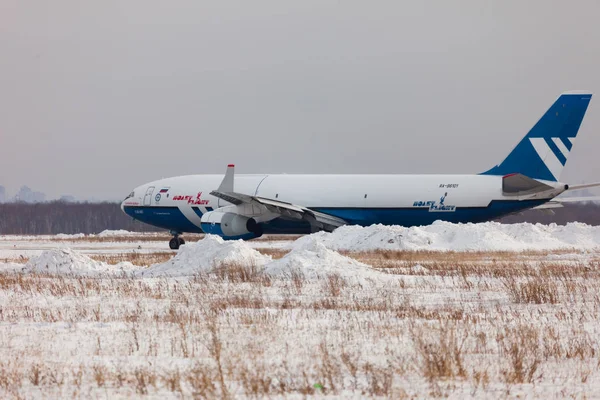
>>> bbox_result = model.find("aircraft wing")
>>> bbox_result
[209,165,346,232]
[210,189,346,231]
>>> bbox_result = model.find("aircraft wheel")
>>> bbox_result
[169,238,180,250]
[178,238,186,246]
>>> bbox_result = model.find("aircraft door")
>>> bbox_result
[143,186,155,206]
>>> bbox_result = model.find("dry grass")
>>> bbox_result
[90,252,173,266]
[412,322,467,382]
[501,275,560,304]
[0,256,28,264]
[350,247,580,259]
[498,325,542,384]
[211,262,271,286]
[255,248,288,259]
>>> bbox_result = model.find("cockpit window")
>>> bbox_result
[124,191,135,201]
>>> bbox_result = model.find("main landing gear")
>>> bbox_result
[169,232,185,250]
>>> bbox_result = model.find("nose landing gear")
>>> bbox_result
[169,232,186,250]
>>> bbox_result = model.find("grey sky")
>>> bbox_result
[1,1,600,200]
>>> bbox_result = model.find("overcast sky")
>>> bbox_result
[1,1,600,200]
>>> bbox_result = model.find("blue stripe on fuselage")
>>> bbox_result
[311,199,546,226]
[123,199,547,235]
[191,206,215,219]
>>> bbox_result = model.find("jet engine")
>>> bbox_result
[200,210,263,240]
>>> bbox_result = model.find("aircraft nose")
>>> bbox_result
[121,190,136,214]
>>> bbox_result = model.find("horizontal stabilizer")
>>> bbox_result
[502,173,553,195]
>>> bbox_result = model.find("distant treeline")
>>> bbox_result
[0,201,599,235]
[0,202,158,235]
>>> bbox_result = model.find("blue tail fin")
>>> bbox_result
[482,91,592,181]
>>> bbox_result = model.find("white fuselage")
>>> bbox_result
[121,174,564,234]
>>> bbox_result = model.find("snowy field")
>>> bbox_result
[1,222,600,398]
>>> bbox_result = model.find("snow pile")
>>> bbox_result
[24,248,137,276]
[264,237,380,280]
[291,221,600,252]
[140,235,271,277]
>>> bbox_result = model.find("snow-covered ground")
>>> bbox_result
[1,223,600,398]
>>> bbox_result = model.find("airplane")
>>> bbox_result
[122,91,597,249]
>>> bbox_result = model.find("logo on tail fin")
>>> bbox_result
[529,137,576,180]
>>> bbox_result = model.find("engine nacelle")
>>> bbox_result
[200,211,263,240]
